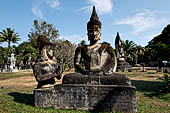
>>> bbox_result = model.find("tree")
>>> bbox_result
[15,41,37,69]
[122,40,137,65]
[0,46,7,64]
[0,28,20,68]
[55,39,76,71]
[147,24,170,65]
[28,20,59,48]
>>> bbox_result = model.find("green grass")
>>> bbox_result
[0,72,33,80]
[0,72,170,113]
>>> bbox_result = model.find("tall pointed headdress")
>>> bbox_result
[87,6,101,29]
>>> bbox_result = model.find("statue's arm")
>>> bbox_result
[101,45,116,73]
[74,47,89,75]
[33,63,42,81]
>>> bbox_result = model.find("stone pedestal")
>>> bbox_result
[34,84,137,112]
[117,59,132,72]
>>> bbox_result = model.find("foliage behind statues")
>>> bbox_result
[147,24,170,66]
[55,40,76,71]
[0,28,20,69]
[28,20,59,48]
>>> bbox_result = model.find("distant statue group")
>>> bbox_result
[33,6,131,88]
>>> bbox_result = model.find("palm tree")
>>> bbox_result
[122,40,137,65]
[0,28,20,68]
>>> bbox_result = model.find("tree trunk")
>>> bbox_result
[7,40,10,69]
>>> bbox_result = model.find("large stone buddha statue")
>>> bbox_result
[63,6,131,86]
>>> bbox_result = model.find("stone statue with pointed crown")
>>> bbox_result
[63,6,131,85]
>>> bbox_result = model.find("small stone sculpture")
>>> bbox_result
[115,32,125,60]
[33,35,61,88]
[9,48,18,72]
[10,53,16,71]
[115,32,132,72]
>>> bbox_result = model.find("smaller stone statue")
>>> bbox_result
[10,53,16,71]
[115,32,132,72]
[9,48,18,72]
[115,32,125,60]
[33,35,62,88]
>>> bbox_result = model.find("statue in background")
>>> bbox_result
[115,32,132,72]
[115,32,125,60]
[9,48,18,72]
[63,6,131,85]
[33,35,62,88]
[10,52,16,71]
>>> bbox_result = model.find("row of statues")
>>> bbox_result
[33,6,130,88]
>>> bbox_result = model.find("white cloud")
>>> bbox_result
[32,4,44,19]
[45,0,60,8]
[80,0,113,15]
[115,10,168,35]
[32,0,60,19]
[60,34,88,44]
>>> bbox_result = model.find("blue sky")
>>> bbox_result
[1,0,170,48]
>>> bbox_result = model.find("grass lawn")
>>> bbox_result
[0,71,170,113]
[0,70,33,80]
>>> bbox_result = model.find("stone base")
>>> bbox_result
[117,60,132,72]
[34,84,137,112]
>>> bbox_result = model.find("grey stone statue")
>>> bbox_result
[115,32,132,72]
[63,6,131,85]
[115,32,125,60]
[33,35,62,88]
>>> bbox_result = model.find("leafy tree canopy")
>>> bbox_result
[147,24,170,62]
[148,24,170,46]
[28,20,59,48]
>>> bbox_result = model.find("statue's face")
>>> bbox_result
[88,25,101,41]
[46,45,54,58]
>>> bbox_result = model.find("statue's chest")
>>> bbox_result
[82,47,109,70]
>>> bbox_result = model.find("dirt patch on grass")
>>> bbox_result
[0,76,37,88]
[0,72,68,89]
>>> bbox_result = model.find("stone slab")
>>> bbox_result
[34,84,137,112]
[62,73,131,86]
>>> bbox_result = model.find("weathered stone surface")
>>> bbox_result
[62,73,131,86]
[34,84,137,112]
[33,35,62,88]
[33,62,60,81]
[117,60,132,72]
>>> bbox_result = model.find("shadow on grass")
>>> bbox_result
[132,80,170,100]
[8,92,34,106]
[131,80,163,92]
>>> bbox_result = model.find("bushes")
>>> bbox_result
[163,74,170,88]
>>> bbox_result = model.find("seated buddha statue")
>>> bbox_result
[63,6,131,86]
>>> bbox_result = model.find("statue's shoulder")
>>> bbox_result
[100,43,115,56]
[75,45,88,52]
